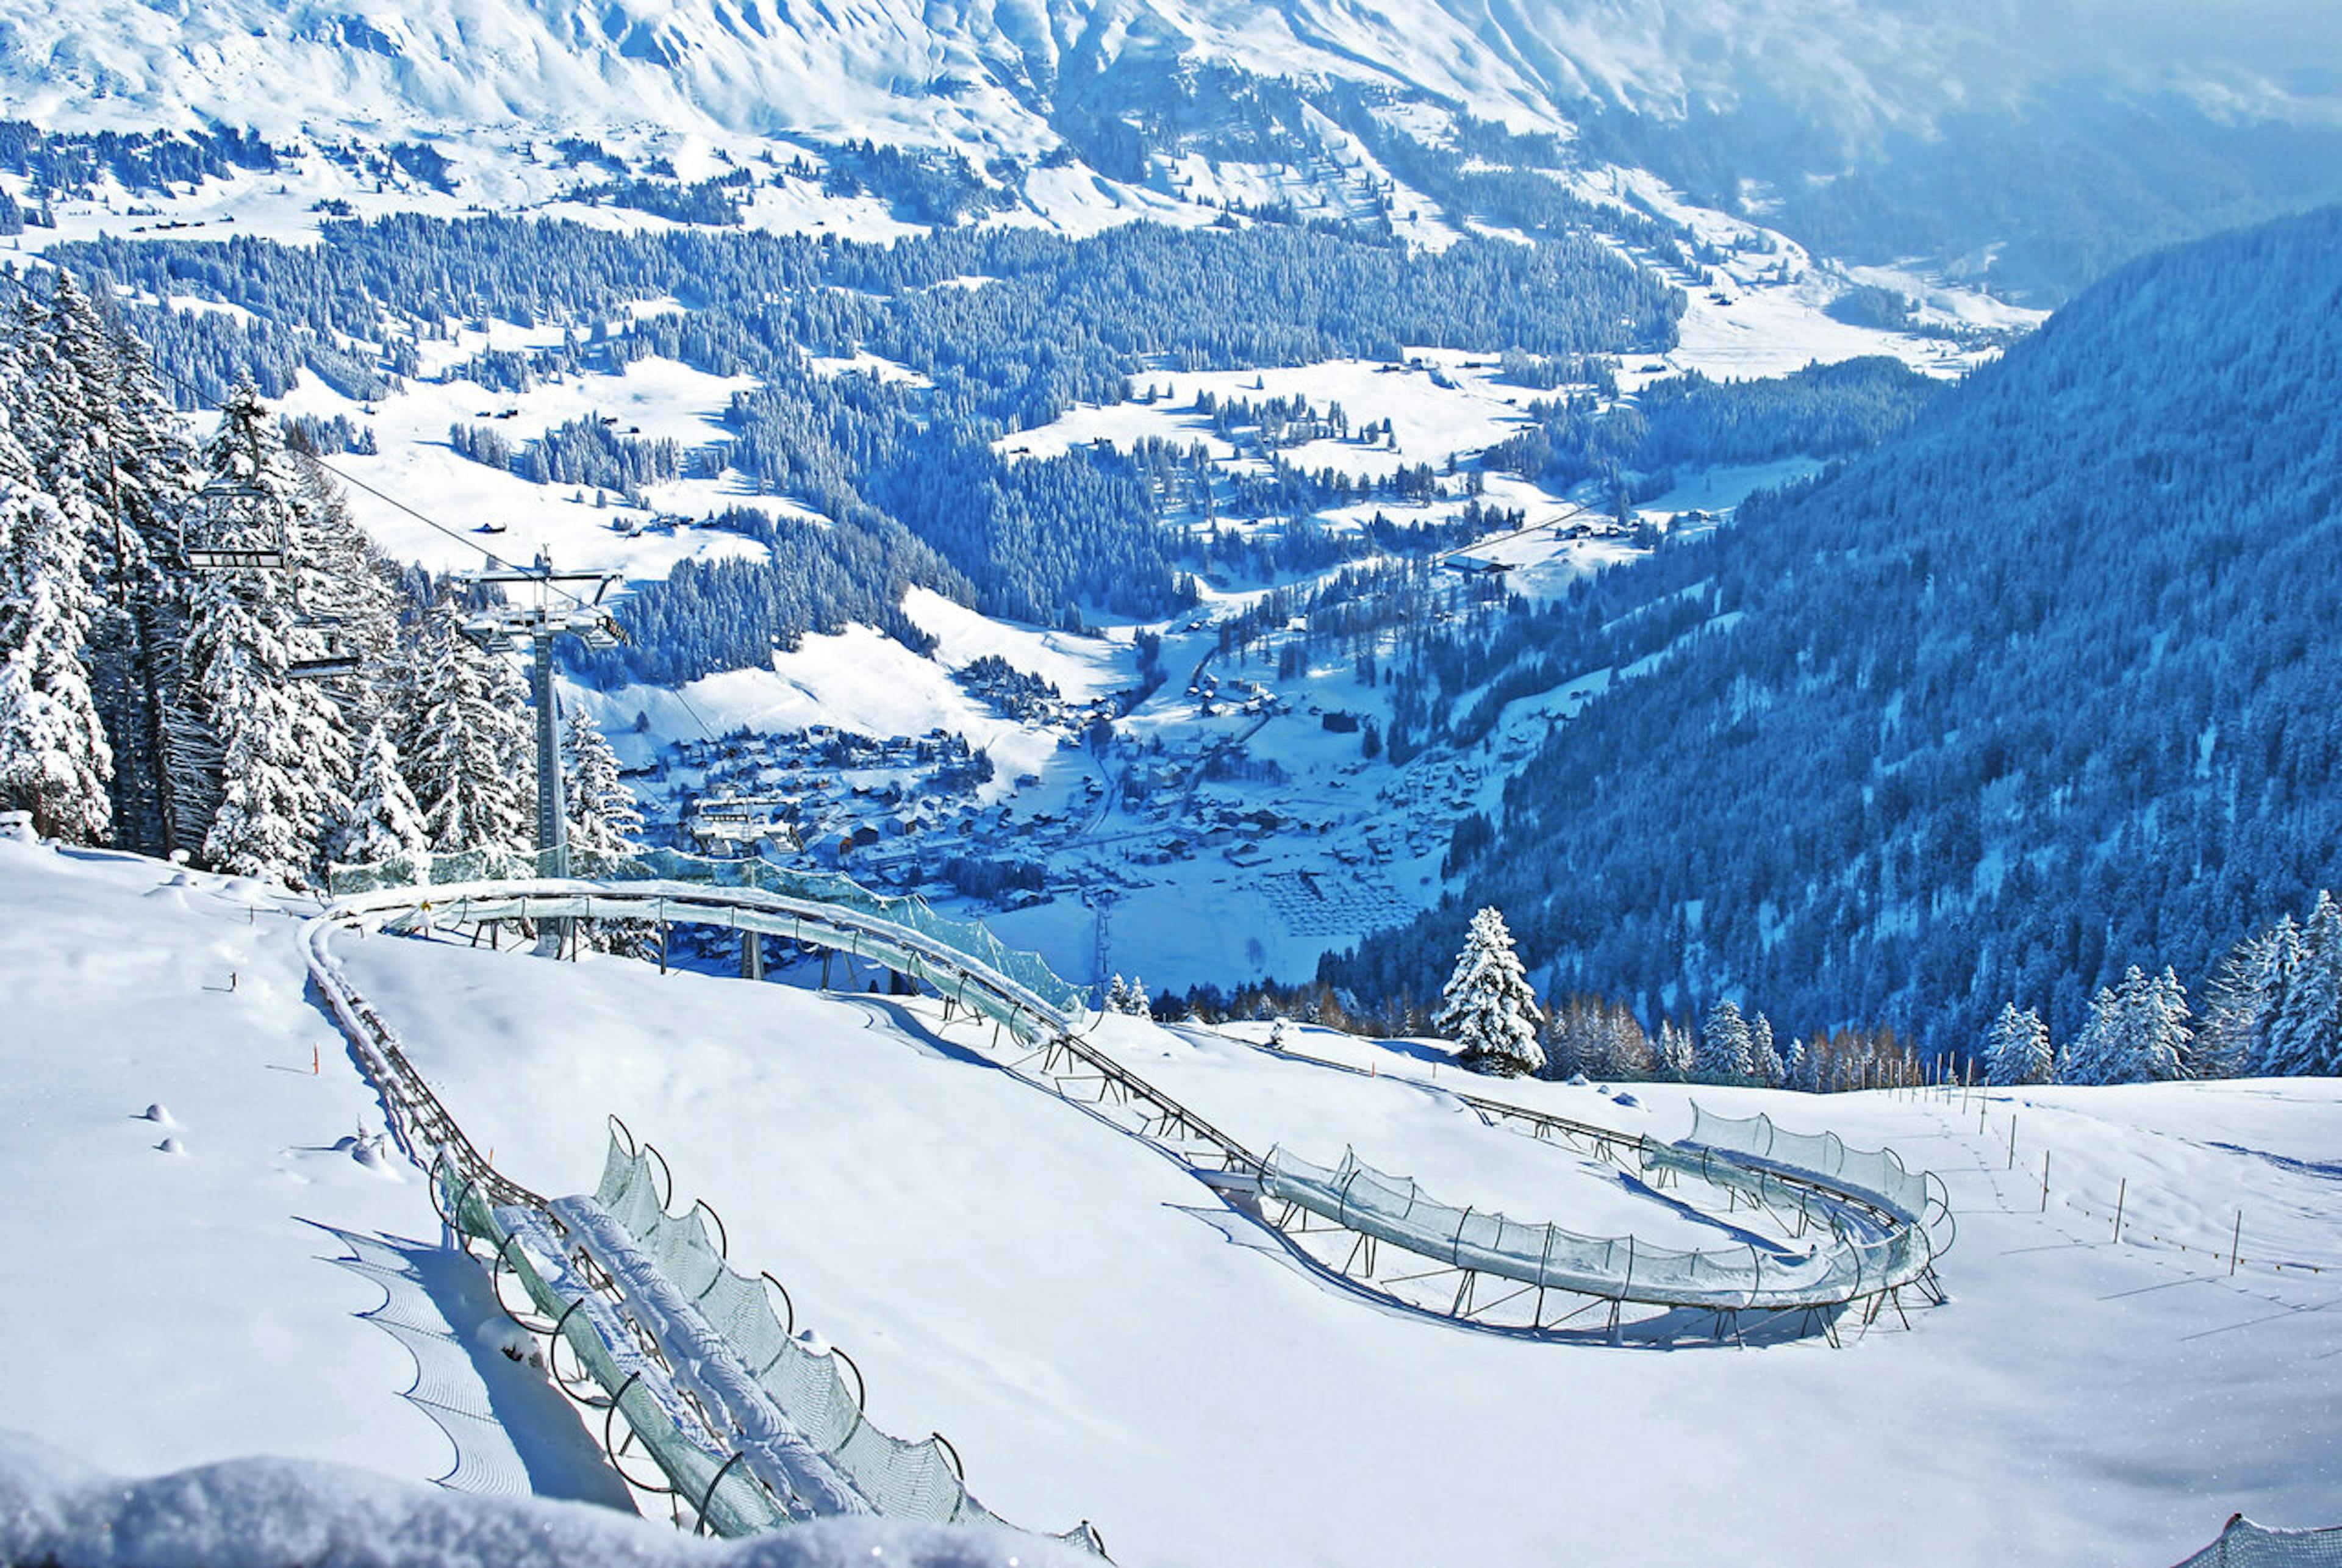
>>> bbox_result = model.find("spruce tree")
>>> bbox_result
[182,388,354,886]
[1434,906,1544,1076]
[1982,1002,2054,1086]
[0,462,111,840]
[1696,998,1753,1084]
[2268,892,2342,1076]
[6,271,198,853]
[563,704,643,863]
[400,598,534,854]
[337,709,428,867]
[1750,1012,1784,1087]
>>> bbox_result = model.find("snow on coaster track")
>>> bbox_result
[309,851,1954,1479]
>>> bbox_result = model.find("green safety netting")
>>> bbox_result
[1262,1144,1931,1310]
[590,1134,1104,1552]
[437,1147,1105,1553]
[435,1161,792,1536]
[1684,1104,1933,1223]
[329,847,1087,1017]
[2171,1519,2342,1568]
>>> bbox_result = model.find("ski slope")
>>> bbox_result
[5,834,2340,1566]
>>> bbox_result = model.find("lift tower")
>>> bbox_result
[456,553,624,891]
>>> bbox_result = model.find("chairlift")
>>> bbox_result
[185,545,287,571]
[288,653,363,681]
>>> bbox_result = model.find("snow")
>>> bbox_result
[276,357,774,582]
[5,838,2341,1567]
[0,1431,1081,1568]
[573,621,1070,804]
[998,353,1543,481]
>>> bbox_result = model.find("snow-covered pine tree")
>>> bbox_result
[1105,974,1130,1013]
[181,388,356,886]
[1782,1037,1810,1093]
[1650,1019,1694,1081]
[2266,892,2342,1076]
[1695,998,1753,1084]
[1434,906,1544,1076]
[0,474,112,840]
[2066,966,2191,1085]
[336,707,428,868]
[2138,967,2194,1082]
[1982,1002,2054,1086]
[1125,975,1150,1018]
[399,596,534,856]
[4,271,201,854]
[2064,981,2127,1085]
[562,704,643,865]
[1750,1012,1784,1087]
[2201,915,2297,1078]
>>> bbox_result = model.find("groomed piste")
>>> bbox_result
[310,847,1955,1541]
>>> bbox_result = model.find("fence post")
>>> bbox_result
[2230,1211,2242,1276]
[2040,1149,2050,1214]
[2008,1112,2017,1170]
[2111,1177,2125,1244]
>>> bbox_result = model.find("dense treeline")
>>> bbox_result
[1486,356,1936,496]
[1325,206,2342,1064]
[0,273,636,889]
[42,212,1677,628]
[564,510,956,689]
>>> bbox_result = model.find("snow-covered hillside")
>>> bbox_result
[6,833,2337,1566]
[12,0,2338,152]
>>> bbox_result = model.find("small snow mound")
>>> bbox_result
[141,1103,176,1126]
[156,1136,185,1155]
[1611,1091,1640,1108]
[332,1134,362,1152]
[353,1136,398,1175]
[1566,1072,1590,1086]
[795,1326,831,1356]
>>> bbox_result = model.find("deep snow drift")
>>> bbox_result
[3,835,2338,1566]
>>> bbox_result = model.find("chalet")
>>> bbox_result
[1442,553,1513,576]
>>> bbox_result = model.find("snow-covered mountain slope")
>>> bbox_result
[18,0,2339,148]
[13,0,2341,295]
[7,832,2338,1566]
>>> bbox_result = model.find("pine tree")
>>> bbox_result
[2202,917,2294,1078]
[1982,1002,2054,1086]
[181,388,354,886]
[1696,998,1753,1084]
[5,271,198,854]
[0,470,112,842]
[2138,967,2193,1082]
[2066,967,2191,1085]
[563,704,642,864]
[1750,1012,1784,1087]
[1783,1037,1810,1092]
[2267,892,2342,1076]
[1434,906,1544,1076]
[1651,1020,1694,1081]
[399,598,534,854]
[336,709,428,867]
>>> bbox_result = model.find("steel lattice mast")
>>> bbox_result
[455,552,624,882]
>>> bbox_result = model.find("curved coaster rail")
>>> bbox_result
[322,851,1951,1349]
[304,904,1106,1555]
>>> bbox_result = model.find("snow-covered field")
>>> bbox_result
[5,836,2336,1567]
